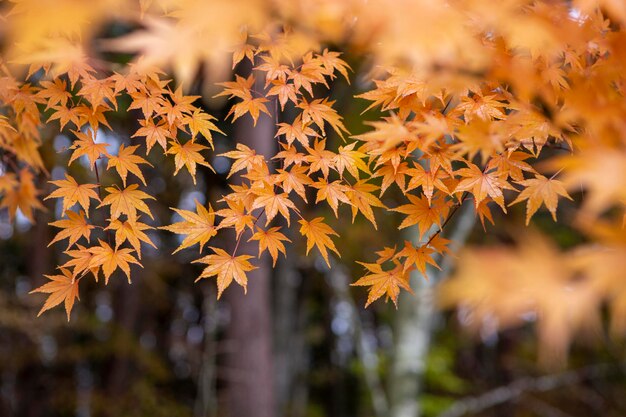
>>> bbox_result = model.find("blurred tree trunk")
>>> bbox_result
[389,205,476,417]
[273,243,304,414]
[223,73,275,417]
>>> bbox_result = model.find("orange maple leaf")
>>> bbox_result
[99,184,155,221]
[509,174,572,224]
[454,163,516,211]
[105,218,156,259]
[160,200,217,254]
[392,194,450,238]
[250,186,297,226]
[396,241,440,275]
[193,247,257,298]
[107,144,153,186]
[351,261,414,307]
[48,210,94,249]
[30,267,80,321]
[298,217,340,267]
[166,139,214,184]
[88,240,142,283]
[68,130,109,168]
[45,174,100,215]
[248,226,291,267]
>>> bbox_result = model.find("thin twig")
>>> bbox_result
[437,362,623,417]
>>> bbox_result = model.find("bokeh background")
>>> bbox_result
[2,1,626,417]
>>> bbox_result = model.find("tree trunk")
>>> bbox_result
[389,205,476,417]
[223,74,276,417]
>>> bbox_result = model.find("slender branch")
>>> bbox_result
[437,362,623,417]
[426,191,470,246]
[93,157,113,246]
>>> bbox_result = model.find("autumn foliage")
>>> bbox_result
[1,0,626,361]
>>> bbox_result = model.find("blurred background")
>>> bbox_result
[2,1,626,417]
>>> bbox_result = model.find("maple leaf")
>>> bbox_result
[106,218,156,259]
[182,108,223,146]
[267,79,298,110]
[30,268,80,321]
[248,226,291,267]
[317,48,351,82]
[298,217,340,267]
[273,143,307,168]
[215,198,255,237]
[48,210,94,249]
[304,139,336,178]
[166,139,214,184]
[227,95,271,126]
[158,87,199,126]
[275,165,313,202]
[220,143,265,178]
[160,200,217,254]
[231,35,255,68]
[275,115,318,147]
[107,144,153,187]
[88,240,142,284]
[61,244,99,280]
[372,161,409,196]
[346,180,386,229]
[510,174,572,225]
[37,78,71,109]
[351,261,414,307]
[45,174,100,214]
[0,168,45,222]
[334,143,370,179]
[476,199,496,230]
[99,184,155,221]
[193,247,257,298]
[455,93,506,121]
[68,130,109,169]
[405,163,449,204]
[215,74,255,100]
[77,77,117,109]
[250,186,297,226]
[297,98,348,137]
[396,241,440,275]
[454,163,516,211]
[311,179,351,217]
[487,151,536,182]
[128,90,165,118]
[392,194,450,238]
[132,118,172,153]
[375,246,397,264]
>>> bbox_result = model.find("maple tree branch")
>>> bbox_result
[437,361,624,417]
[232,208,265,257]
[426,191,470,246]
[93,157,113,246]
